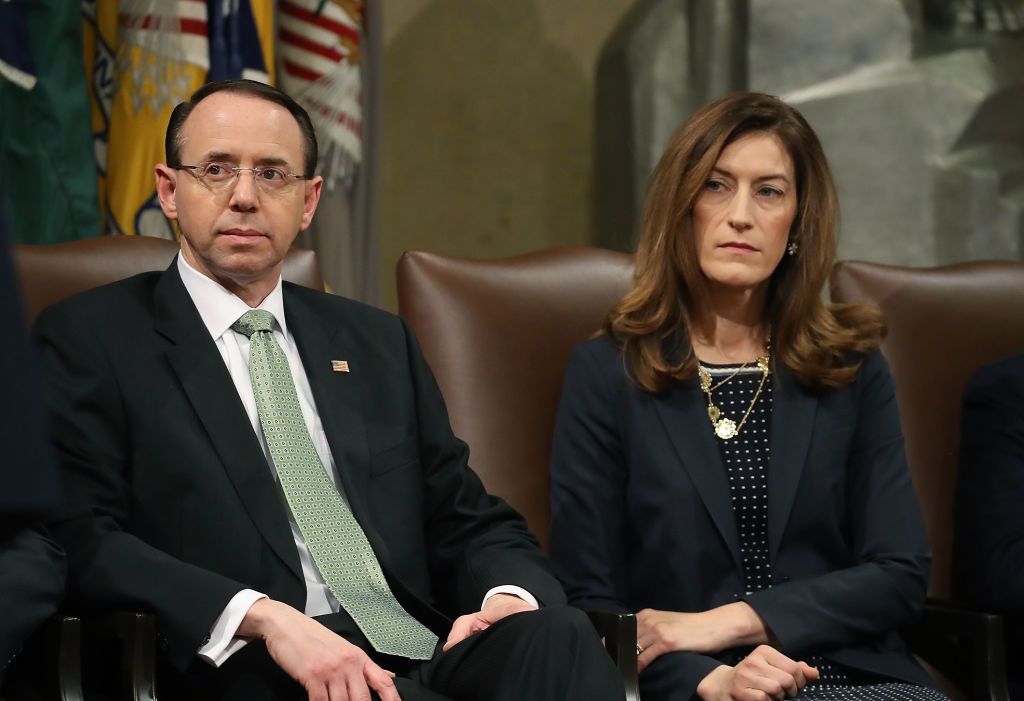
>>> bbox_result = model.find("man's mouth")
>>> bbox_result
[220,229,266,239]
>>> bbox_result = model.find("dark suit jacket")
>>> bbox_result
[0,231,64,687]
[953,352,1024,688]
[0,230,59,535]
[550,337,932,696]
[33,262,564,680]
[0,526,65,685]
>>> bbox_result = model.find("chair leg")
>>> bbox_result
[57,617,83,701]
[585,609,640,701]
[113,613,159,701]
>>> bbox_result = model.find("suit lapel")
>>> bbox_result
[653,381,743,574]
[283,290,392,565]
[767,364,817,561]
[153,264,303,581]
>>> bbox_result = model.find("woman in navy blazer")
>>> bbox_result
[550,93,943,701]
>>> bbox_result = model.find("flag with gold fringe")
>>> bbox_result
[83,0,275,238]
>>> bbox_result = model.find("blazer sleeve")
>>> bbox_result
[550,341,724,692]
[399,319,567,612]
[550,341,631,612]
[34,302,248,671]
[0,525,65,682]
[953,355,1024,612]
[743,351,930,654]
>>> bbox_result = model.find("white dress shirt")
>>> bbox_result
[175,257,535,666]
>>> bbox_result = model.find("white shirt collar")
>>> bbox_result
[177,254,289,339]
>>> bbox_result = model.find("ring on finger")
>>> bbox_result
[635,643,645,656]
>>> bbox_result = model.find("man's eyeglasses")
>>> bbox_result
[172,162,311,193]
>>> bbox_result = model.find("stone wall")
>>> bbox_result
[596,0,1024,265]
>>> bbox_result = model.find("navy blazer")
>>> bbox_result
[954,352,1024,611]
[953,353,1024,693]
[550,337,932,695]
[34,262,564,680]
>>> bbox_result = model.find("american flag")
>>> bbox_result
[331,360,351,373]
[118,0,210,70]
[278,0,364,187]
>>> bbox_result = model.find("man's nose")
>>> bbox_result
[229,170,260,211]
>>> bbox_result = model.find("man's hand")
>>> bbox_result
[238,598,401,701]
[636,603,768,671]
[442,593,536,651]
[696,647,819,701]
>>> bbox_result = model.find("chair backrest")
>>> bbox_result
[831,260,1024,599]
[13,236,325,324]
[396,247,634,547]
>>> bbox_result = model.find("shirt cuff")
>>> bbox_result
[482,585,539,610]
[198,589,268,667]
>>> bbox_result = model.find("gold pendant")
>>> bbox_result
[698,367,711,392]
[707,405,720,422]
[714,418,738,440]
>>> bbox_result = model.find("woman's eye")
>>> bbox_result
[758,186,783,198]
[704,179,726,192]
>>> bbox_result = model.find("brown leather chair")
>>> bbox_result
[11,236,325,701]
[396,246,637,699]
[399,248,1022,701]
[831,260,1024,701]
[14,236,324,325]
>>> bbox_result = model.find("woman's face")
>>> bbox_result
[692,132,798,297]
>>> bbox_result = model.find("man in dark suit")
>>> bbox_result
[954,352,1024,700]
[34,79,622,700]
[0,215,65,688]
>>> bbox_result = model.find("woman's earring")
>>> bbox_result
[787,240,798,256]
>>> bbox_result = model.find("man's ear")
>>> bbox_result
[154,164,179,220]
[300,175,324,231]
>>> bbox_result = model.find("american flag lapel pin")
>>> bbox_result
[331,360,350,373]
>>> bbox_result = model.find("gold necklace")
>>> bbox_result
[704,360,751,392]
[697,346,771,440]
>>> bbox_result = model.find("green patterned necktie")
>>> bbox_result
[231,309,438,660]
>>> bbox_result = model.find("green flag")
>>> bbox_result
[0,0,98,244]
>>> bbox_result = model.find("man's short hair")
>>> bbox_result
[165,79,318,177]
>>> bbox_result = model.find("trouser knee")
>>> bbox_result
[520,605,598,647]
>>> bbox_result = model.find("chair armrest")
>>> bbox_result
[905,599,1009,701]
[585,609,639,701]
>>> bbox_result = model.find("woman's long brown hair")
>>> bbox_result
[605,92,883,393]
